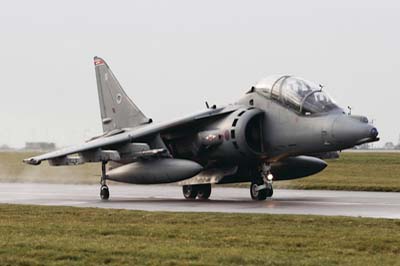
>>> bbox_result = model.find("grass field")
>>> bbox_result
[0,204,399,266]
[0,152,99,184]
[275,152,400,192]
[0,151,399,191]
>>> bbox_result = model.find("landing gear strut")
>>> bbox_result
[100,161,109,200]
[182,184,212,200]
[250,164,273,201]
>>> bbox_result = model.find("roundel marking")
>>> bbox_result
[116,93,122,104]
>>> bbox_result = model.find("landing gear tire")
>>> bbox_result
[197,184,211,200]
[250,182,267,201]
[183,185,198,199]
[250,163,274,201]
[100,161,109,200]
[266,186,273,197]
[100,185,109,200]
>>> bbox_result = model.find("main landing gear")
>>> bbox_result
[100,161,110,200]
[250,164,273,201]
[182,184,212,200]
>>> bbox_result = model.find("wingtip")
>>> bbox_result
[23,158,41,166]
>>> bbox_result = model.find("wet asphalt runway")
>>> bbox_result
[0,183,399,219]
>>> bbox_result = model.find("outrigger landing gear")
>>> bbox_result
[182,184,212,200]
[250,164,273,201]
[100,161,110,200]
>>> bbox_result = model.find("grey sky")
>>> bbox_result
[0,0,399,148]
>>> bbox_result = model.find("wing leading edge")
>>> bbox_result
[23,105,240,165]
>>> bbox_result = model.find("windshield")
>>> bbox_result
[268,76,340,115]
[281,77,315,112]
[302,90,339,115]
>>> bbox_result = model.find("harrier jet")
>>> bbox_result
[24,57,379,200]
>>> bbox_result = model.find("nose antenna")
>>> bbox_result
[347,106,352,115]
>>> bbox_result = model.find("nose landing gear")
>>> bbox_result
[100,161,110,200]
[250,164,273,201]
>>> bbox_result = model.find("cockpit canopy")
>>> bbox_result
[253,75,341,115]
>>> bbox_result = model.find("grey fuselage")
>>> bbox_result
[237,92,377,160]
[164,76,378,184]
[24,62,379,186]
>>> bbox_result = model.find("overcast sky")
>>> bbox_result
[0,0,399,148]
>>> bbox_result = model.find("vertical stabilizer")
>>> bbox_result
[94,56,150,132]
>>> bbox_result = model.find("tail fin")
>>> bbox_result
[94,56,150,133]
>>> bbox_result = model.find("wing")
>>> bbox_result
[23,105,240,165]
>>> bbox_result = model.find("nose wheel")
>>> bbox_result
[250,181,273,200]
[100,161,110,200]
[250,163,274,201]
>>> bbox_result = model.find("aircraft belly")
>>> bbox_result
[178,166,238,185]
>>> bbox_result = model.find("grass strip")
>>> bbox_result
[0,204,399,266]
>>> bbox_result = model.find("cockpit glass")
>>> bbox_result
[302,91,338,115]
[269,76,340,115]
[281,77,314,112]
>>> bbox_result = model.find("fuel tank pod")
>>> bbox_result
[271,156,327,180]
[106,158,203,184]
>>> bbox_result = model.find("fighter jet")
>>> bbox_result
[23,57,379,200]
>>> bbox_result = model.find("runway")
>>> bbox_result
[0,183,399,219]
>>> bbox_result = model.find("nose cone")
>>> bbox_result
[370,127,379,139]
[332,116,379,148]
